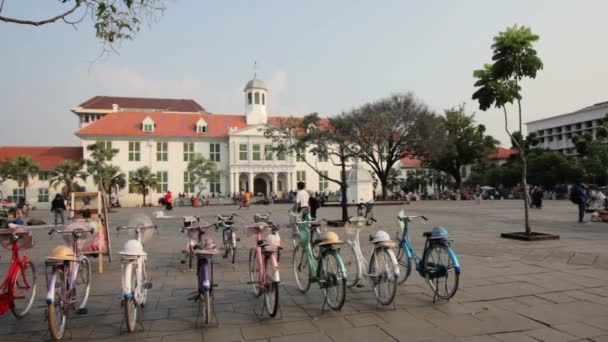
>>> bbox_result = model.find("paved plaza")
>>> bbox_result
[1,200,608,341]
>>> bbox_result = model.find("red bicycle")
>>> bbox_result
[0,226,37,318]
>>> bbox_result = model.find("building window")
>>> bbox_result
[143,123,153,132]
[184,172,195,193]
[461,166,467,178]
[264,145,273,161]
[157,142,168,161]
[252,144,261,161]
[210,174,221,194]
[128,171,136,193]
[96,141,113,161]
[255,92,260,104]
[539,137,545,143]
[197,124,207,133]
[239,144,248,161]
[39,171,49,181]
[297,171,306,183]
[277,150,286,161]
[157,171,168,192]
[262,93,265,105]
[184,142,195,161]
[557,135,563,141]
[128,142,141,161]
[248,92,252,105]
[576,123,582,130]
[319,171,328,190]
[38,188,49,202]
[8,189,24,203]
[278,181,283,191]
[210,143,220,162]
[296,147,305,162]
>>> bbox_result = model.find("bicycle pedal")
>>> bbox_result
[246,281,259,285]
[144,282,153,289]
[212,284,219,288]
[355,284,365,288]
[77,308,88,315]
[187,295,199,301]
[180,260,186,264]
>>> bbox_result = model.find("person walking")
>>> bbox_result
[51,194,66,225]
[532,186,543,209]
[295,182,310,214]
[572,182,588,223]
[309,192,321,220]
[475,185,482,204]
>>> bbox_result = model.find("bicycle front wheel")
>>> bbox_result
[248,248,262,297]
[424,244,460,300]
[141,259,148,307]
[396,245,412,285]
[202,290,212,325]
[369,248,397,306]
[292,245,311,293]
[48,268,67,341]
[125,266,138,332]
[320,250,346,310]
[341,242,359,288]
[76,256,91,309]
[311,229,320,259]
[11,260,37,318]
[264,254,279,317]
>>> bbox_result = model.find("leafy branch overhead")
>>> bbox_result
[0,0,165,46]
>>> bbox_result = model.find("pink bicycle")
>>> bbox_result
[247,221,281,317]
[0,226,37,318]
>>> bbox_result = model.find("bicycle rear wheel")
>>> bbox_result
[424,244,459,300]
[311,229,320,259]
[201,289,212,325]
[320,250,346,310]
[248,248,262,296]
[125,265,138,332]
[76,256,91,309]
[264,254,279,317]
[292,245,311,293]
[141,259,148,307]
[396,245,412,285]
[369,248,397,306]
[341,242,359,288]
[11,260,37,318]
[47,268,67,341]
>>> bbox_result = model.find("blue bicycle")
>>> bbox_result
[394,209,460,301]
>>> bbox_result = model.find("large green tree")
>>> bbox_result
[345,93,441,199]
[473,25,543,235]
[131,166,158,206]
[186,155,222,198]
[265,113,357,222]
[5,155,40,202]
[427,105,498,190]
[571,115,608,185]
[0,0,166,48]
[85,141,120,212]
[49,160,87,198]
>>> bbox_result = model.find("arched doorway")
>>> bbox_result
[254,178,267,196]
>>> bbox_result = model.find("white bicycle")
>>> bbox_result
[117,223,157,333]
[341,217,400,306]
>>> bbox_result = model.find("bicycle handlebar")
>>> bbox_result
[181,222,217,233]
[116,224,157,231]
[48,227,95,236]
[397,215,428,222]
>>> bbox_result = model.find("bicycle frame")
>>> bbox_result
[347,225,400,284]
[295,218,346,281]
[0,233,33,314]
[46,233,87,311]
[119,226,154,304]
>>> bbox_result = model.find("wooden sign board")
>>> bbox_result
[70,192,112,273]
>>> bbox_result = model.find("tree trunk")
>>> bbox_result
[23,183,27,202]
[142,188,147,207]
[517,97,531,235]
[340,162,348,222]
[380,176,388,200]
[453,171,462,192]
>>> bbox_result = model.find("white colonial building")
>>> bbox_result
[526,101,608,156]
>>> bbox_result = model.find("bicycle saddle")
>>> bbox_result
[246,222,270,232]
[254,213,270,223]
[423,231,432,238]
[309,222,321,228]
[217,214,232,221]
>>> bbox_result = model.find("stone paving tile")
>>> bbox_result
[511,295,556,306]
[584,286,608,297]
[457,336,501,342]
[310,316,353,333]
[241,324,285,340]
[591,336,608,342]
[553,322,608,339]
[343,312,385,326]
[328,325,397,342]
[201,326,243,341]
[569,253,599,265]
[536,292,580,304]
[378,319,453,341]
[491,332,538,341]
[270,332,332,342]
[523,327,579,341]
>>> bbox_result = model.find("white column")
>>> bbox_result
[234,173,239,193]
[248,172,255,193]
[229,172,234,195]
[272,172,278,194]
[286,172,292,193]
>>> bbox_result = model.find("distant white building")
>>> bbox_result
[526,101,608,156]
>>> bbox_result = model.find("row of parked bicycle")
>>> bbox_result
[0,208,461,341]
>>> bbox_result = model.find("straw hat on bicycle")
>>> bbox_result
[46,245,75,261]
[318,231,343,246]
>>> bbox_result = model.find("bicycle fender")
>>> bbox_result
[122,261,134,299]
[46,271,58,304]
[446,246,461,274]
[385,248,400,277]
[332,250,348,281]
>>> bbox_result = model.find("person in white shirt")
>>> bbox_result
[295,182,310,213]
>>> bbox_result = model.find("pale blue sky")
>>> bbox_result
[1,0,607,146]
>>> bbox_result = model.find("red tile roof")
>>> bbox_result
[488,147,518,160]
[0,147,83,170]
[400,156,422,168]
[76,112,248,138]
[76,96,205,113]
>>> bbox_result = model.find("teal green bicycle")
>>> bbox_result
[290,210,347,311]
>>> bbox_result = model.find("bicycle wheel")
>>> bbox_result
[365,211,374,226]
[231,232,238,264]
[320,250,346,310]
[369,248,397,306]
[141,259,148,307]
[292,245,311,293]
[248,248,262,296]
[188,250,193,269]
[341,242,359,288]
[125,265,138,332]
[11,260,37,318]
[76,256,91,309]
[311,229,320,259]
[264,254,279,317]
[48,268,67,341]
[203,289,212,325]
[396,245,412,285]
[424,244,459,300]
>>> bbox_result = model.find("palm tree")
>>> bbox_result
[49,160,87,198]
[131,166,158,206]
[186,155,222,198]
[7,156,40,202]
